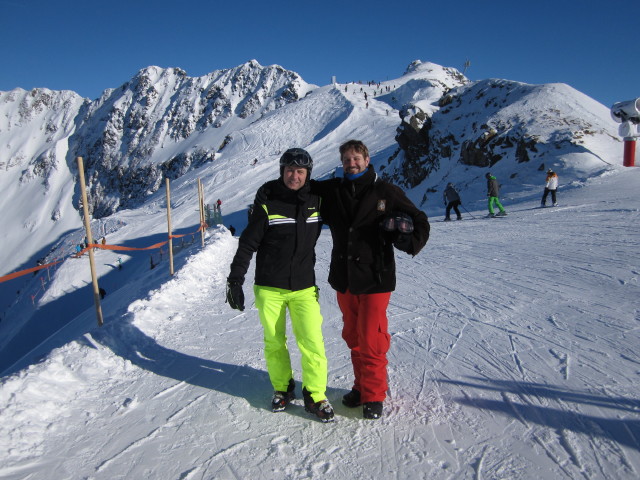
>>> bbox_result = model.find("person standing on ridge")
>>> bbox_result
[311,139,430,420]
[485,172,507,217]
[226,148,334,423]
[443,183,463,221]
[541,169,559,207]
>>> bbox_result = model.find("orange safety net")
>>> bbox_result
[0,259,65,283]
[0,222,208,284]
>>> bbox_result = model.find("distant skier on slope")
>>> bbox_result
[485,172,507,217]
[443,183,463,221]
[226,148,334,423]
[541,169,559,207]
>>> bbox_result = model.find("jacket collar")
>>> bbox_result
[343,164,377,186]
[274,178,310,203]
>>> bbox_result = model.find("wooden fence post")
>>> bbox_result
[166,178,174,276]
[77,156,104,326]
[198,178,205,247]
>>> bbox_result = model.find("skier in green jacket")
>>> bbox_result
[485,172,507,217]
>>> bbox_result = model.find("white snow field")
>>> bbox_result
[1,166,639,479]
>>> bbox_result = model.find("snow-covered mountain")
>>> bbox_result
[0,60,315,319]
[0,87,86,285]
[0,59,620,272]
[67,60,314,217]
[386,62,619,198]
[1,58,636,479]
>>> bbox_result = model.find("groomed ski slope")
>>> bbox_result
[1,168,639,479]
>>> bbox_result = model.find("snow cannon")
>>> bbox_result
[611,98,640,166]
[611,98,640,124]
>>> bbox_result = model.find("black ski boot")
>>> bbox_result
[303,387,335,423]
[363,401,383,419]
[271,378,295,412]
[342,388,361,408]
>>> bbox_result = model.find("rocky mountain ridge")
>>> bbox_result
[386,64,618,191]
[1,60,313,218]
[0,59,619,224]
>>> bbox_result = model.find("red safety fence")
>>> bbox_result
[0,222,207,284]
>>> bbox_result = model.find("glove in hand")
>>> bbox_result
[393,233,412,253]
[226,281,245,311]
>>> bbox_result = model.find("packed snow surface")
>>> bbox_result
[1,167,639,479]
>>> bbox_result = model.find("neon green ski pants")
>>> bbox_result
[254,285,328,403]
[487,196,505,214]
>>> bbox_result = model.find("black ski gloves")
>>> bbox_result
[393,232,412,253]
[226,280,245,311]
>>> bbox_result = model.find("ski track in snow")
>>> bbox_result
[1,172,640,479]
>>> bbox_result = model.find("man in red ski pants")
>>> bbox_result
[337,291,392,407]
[311,140,429,419]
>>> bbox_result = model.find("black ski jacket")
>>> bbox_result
[228,179,322,290]
[311,166,429,295]
[443,185,461,204]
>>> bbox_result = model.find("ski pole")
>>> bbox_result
[461,205,477,219]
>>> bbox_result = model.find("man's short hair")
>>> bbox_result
[339,140,369,160]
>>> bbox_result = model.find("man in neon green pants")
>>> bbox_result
[226,148,334,422]
[254,285,327,404]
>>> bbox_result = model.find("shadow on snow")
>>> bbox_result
[441,377,640,451]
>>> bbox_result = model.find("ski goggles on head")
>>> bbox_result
[280,149,313,169]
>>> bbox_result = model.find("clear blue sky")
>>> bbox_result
[0,0,636,108]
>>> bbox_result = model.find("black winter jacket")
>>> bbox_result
[443,185,460,204]
[228,180,322,290]
[311,166,429,294]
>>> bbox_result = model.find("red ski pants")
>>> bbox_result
[337,290,392,403]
